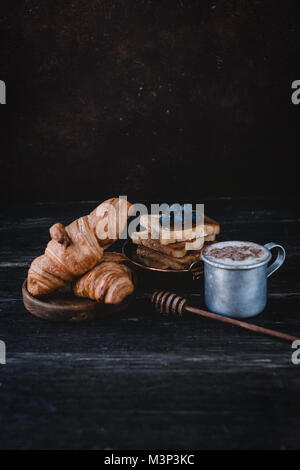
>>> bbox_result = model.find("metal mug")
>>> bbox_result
[201,241,286,319]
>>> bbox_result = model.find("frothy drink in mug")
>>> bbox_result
[201,240,286,319]
[204,241,269,266]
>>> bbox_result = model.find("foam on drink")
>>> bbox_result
[204,241,269,266]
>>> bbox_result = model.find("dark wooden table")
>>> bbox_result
[1,198,300,450]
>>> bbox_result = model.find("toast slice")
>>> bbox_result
[135,255,170,270]
[136,245,201,270]
[131,227,216,255]
[203,215,220,236]
[131,229,215,255]
[204,233,216,242]
[131,235,187,258]
[139,214,219,244]
[139,214,205,244]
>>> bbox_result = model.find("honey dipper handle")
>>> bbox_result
[151,290,299,343]
[186,305,298,343]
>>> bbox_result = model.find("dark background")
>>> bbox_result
[1,0,299,204]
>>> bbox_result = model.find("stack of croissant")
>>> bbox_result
[27,198,135,304]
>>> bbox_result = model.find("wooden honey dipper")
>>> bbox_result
[150,290,299,343]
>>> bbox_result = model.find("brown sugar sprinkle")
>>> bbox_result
[207,245,264,262]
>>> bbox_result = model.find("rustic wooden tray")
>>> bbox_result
[22,280,134,322]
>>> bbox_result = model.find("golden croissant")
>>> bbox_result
[27,198,132,297]
[73,253,135,304]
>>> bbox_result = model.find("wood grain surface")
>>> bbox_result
[0,198,300,450]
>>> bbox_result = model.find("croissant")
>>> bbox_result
[73,253,135,304]
[27,198,132,297]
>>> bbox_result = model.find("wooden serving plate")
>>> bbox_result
[22,280,134,322]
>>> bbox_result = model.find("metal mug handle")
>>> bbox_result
[188,260,204,281]
[264,242,286,278]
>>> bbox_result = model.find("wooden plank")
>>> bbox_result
[0,198,300,449]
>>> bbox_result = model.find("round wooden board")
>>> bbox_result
[22,280,134,322]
